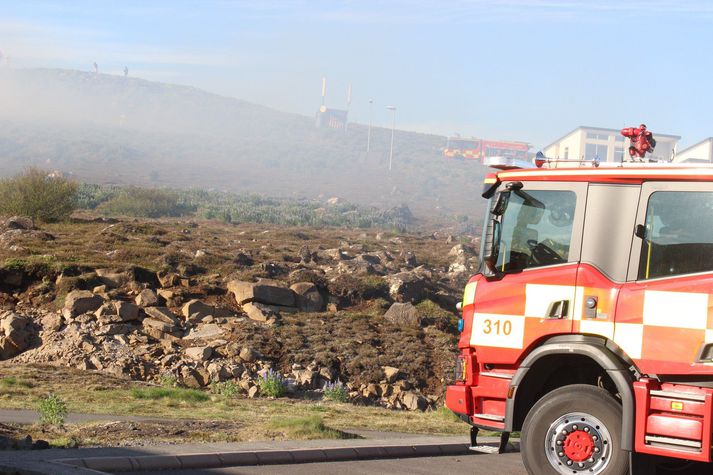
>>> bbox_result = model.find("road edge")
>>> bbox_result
[53,443,474,473]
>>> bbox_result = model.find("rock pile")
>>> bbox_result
[0,217,476,412]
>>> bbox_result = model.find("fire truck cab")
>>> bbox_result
[446,158,713,474]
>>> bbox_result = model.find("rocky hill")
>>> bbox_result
[0,215,480,412]
[0,68,489,224]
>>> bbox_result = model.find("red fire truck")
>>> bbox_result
[446,157,713,474]
[444,137,530,162]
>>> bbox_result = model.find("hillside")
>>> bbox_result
[0,68,489,226]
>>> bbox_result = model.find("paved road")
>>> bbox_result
[126,452,527,475]
[0,408,171,424]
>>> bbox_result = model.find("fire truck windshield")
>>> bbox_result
[494,190,576,272]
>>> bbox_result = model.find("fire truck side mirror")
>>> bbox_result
[483,218,502,276]
[635,224,647,239]
[492,191,510,216]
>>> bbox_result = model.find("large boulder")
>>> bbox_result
[383,302,422,327]
[144,307,179,325]
[400,391,428,411]
[115,301,140,322]
[181,299,232,322]
[228,280,296,307]
[64,290,103,317]
[185,346,212,362]
[95,269,131,289]
[135,289,161,307]
[0,313,33,360]
[242,302,277,322]
[290,282,324,312]
[142,318,177,334]
[183,323,224,341]
[387,272,426,303]
[1,216,34,231]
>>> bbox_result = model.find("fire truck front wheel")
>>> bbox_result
[521,384,628,475]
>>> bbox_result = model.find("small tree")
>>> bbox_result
[0,168,78,222]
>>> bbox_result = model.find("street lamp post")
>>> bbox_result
[367,99,373,153]
[386,105,396,171]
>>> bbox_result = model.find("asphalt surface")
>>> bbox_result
[124,452,527,475]
[0,408,165,424]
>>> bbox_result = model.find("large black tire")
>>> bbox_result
[521,384,629,475]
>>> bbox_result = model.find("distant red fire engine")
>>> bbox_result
[444,137,530,163]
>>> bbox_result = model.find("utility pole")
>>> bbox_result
[386,105,396,171]
[367,99,373,153]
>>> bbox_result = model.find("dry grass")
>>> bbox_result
[0,364,468,447]
[0,217,460,288]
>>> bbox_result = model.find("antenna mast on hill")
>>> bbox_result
[321,76,327,107]
[93,62,98,74]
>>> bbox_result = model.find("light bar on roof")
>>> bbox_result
[483,156,536,170]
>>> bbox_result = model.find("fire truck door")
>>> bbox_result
[616,181,713,374]
[472,181,587,364]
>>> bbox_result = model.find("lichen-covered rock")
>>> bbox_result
[383,302,421,327]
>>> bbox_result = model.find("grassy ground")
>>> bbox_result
[0,364,468,447]
[1,215,459,278]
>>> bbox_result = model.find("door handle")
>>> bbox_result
[546,300,569,319]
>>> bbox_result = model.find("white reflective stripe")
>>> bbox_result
[643,291,709,329]
[470,313,526,349]
[463,282,477,307]
[499,168,713,179]
[613,323,644,359]
[525,284,574,318]
[580,320,614,339]
[573,287,585,321]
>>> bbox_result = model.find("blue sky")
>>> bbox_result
[1,0,713,148]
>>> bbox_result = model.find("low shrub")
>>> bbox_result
[160,374,179,388]
[257,369,286,398]
[0,168,78,222]
[211,381,239,398]
[323,380,349,403]
[98,187,193,218]
[37,393,68,426]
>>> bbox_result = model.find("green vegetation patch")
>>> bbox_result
[130,387,210,403]
[76,183,412,229]
[268,415,351,440]
[97,187,194,218]
[0,167,78,223]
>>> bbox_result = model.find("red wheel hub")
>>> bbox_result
[563,430,595,462]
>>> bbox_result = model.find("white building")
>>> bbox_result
[673,137,713,163]
[543,126,681,164]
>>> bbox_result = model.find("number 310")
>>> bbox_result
[483,319,512,335]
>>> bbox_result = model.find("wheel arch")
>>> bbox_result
[504,335,636,451]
